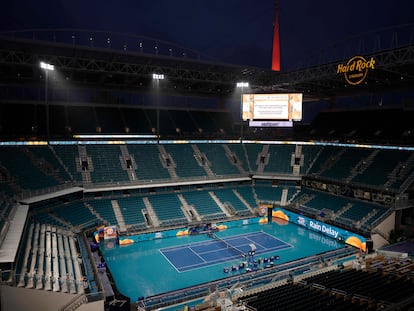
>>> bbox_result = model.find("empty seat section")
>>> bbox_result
[235,186,257,208]
[352,149,412,188]
[299,145,323,174]
[213,188,251,216]
[54,201,98,228]
[243,144,264,172]
[254,180,283,203]
[196,144,239,176]
[126,144,170,180]
[0,147,59,190]
[52,145,83,182]
[86,145,130,184]
[147,193,187,226]
[306,145,341,175]
[163,144,206,178]
[26,146,72,182]
[263,144,295,174]
[88,199,118,226]
[117,196,147,229]
[321,148,372,180]
[226,143,250,172]
[182,190,225,220]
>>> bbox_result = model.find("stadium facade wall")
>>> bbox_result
[371,211,396,249]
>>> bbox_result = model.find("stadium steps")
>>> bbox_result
[83,202,106,225]
[256,145,269,173]
[212,188,252,216]
[292,144,304,176]
[119,144,138,182]
[183,190,226,221]
[222,144,246,174]
[157,145,178,178]
[62,234,78,294]
[68,235,84,294]
[303,145,324,175]
[57,230,68,293]
[225,143,251,173]
[232,189,256,214]
[358,208,380,227]
[286,189,301,205]
[17,223,35,287]
[385,152,414,189]
[196,144,241,177]
[280,188,289,206]
[192,144,214,177]
[22,148,64,185]
[208,191,232,217]
[44,226,52,291]
[346,149,379,182]
[142,197,161,227]
[318,147,347,175]
[36,224,46,289]
[115,197,148,231]
[26,223,40,289]
[48,213,75,231]
[77,145,92,184]
[334,202,353,218]
[147,193,187,226]
[111,200,127,232]
[177,194,200,222]
[48,145,74,181]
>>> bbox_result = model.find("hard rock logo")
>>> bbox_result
[337,55,375,85]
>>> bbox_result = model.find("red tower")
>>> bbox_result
[271,0,281,71]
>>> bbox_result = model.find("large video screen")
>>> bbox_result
[242,93,303,122]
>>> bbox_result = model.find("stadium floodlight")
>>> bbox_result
[152,73,165,141]
[40,61,55,142]
[152,73,164,80]
[40,61,54,71]
[236,82,249,142]
[236,82,249,88]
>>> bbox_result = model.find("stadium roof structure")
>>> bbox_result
[0,26,414,100]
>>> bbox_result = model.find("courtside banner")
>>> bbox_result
[272,208,366,252]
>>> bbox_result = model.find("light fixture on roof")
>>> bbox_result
[152,73,164,80]
[40,61,55,142]
[236,82,249,88]
[40,61,54,71]
[236,81,249,142]
[152,73,165,141]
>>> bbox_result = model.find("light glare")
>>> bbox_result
[153,73,164,80]
[236,82,249,88]
[40,61,55,71]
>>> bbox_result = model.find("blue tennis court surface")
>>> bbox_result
[100,221,346,301]
[160,231,292,272]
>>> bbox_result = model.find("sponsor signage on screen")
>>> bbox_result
[242,93,302,122]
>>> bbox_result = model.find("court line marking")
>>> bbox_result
[160,231,293,272]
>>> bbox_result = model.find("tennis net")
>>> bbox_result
[208,232,245,258]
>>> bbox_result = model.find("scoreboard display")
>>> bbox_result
[242,93,303,127]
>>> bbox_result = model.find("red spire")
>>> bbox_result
[271,0,280,71]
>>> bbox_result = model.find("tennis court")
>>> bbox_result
[160,231,292,272]
[100,220,346,301]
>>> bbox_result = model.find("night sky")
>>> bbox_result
[1,1,414,70]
